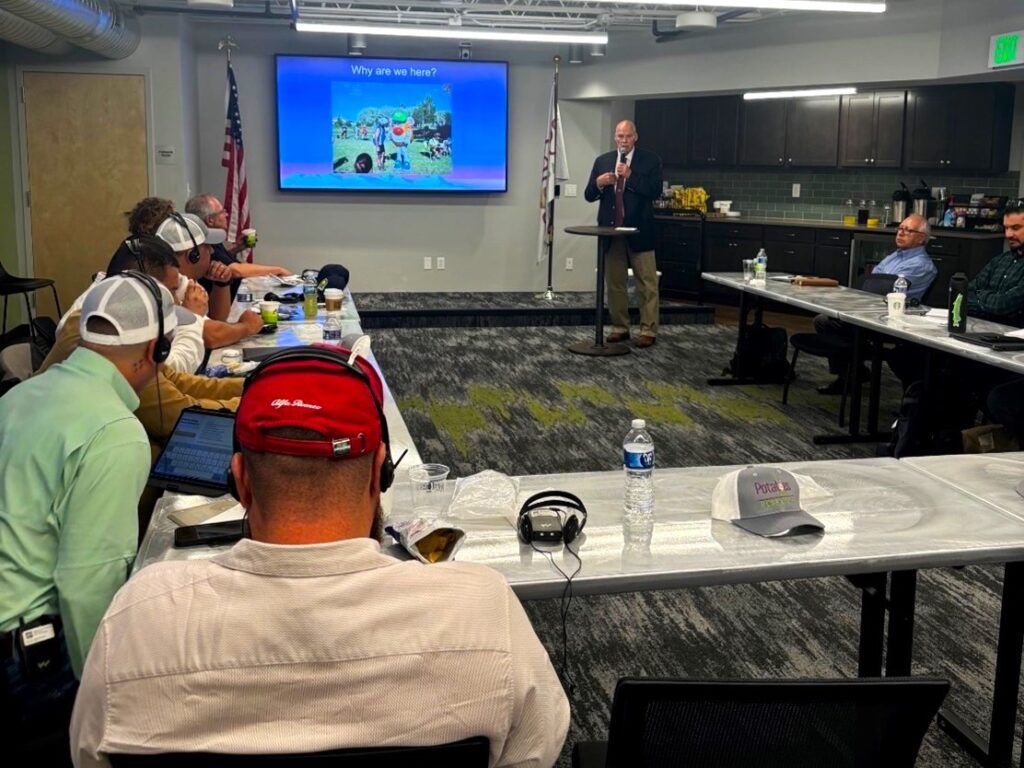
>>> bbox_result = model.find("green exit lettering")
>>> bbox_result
[994,34,1019,65]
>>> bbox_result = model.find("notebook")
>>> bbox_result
[149,407,236,496]
[950,332,1024,352]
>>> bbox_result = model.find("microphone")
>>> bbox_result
[617,151,627,176]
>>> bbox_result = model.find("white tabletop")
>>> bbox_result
[903,453,1024,522]
[702,272,895,318]
[136,457,1024,601]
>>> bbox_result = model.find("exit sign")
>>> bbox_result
[990,31,1024,68]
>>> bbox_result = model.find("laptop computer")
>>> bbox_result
[149,407,236,496]
[950,331,1024,352]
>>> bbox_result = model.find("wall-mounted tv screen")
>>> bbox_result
[276,55,508,193]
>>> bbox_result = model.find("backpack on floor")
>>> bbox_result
[885,380,966,458]
[724,323,791,382]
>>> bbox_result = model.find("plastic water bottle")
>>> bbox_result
[323,312,342,342]
[894,274,909,296]
[753,248,768,285]
[623,418,655,520]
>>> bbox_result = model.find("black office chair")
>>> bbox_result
[108,736,490,767]
[0,260,62,364]
[782,273,905,426]
[573,677,948,768]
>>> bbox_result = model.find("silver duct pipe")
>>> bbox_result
[0,0,140,59]
[0,7,71,53]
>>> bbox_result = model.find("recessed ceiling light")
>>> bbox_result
[294,21,608,45]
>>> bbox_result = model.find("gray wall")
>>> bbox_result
[4,0,1024,292]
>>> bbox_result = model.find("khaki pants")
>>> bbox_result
[604,238,659,338]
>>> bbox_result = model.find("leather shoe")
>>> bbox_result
[605,331,629,343]
[636,335,656,348]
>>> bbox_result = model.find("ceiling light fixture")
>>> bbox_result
[294,21,608,45]
[583,0,885,12]
[568,44,584,64]
[744,87,857,100]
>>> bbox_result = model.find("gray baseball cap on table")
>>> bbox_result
[711,466,824,537]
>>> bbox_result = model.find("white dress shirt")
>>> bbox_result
[71,537,569,768]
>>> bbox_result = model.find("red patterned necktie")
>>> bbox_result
[613,172,625,227]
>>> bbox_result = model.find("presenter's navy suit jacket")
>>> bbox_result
[584,147,663,253]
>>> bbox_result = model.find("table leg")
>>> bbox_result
[936,561,1024,768]
[813,327,889,445]
[851,572,887,677]
[885,570,916,677]
[569,237,630,357]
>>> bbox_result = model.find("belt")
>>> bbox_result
[0,615,62,662]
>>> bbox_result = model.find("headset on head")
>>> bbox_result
[226,346,395,502]
[124,237,145,272]
[120,269,171,364]
[169,212,201,265]
[518,490,587,545]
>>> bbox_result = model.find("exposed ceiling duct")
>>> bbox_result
[0,7,71,54]
[0,0,140,58]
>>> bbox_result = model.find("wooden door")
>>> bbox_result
[839,93,876,168]
[903,87,951,170]
[22,71,149,319]
[872,91,906,168]
[739,100,786,167]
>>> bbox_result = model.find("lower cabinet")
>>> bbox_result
[656,220,703,299]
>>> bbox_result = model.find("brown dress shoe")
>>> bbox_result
[605,331,630,343]
[636,335,656,348]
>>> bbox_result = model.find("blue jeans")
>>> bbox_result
[2,626,78,765]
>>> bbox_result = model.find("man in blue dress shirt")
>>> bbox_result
[813,214,937,394]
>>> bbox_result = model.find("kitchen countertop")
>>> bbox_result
[655,213,1005,240]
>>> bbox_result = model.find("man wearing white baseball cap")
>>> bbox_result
[0,273,173,763]
[156,213,263,346]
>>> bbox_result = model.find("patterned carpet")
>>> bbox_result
[371,322,1002,767]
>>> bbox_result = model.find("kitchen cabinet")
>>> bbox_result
[634,98,688,167]
[656,219,703,299]
[814,245,852,284]
[839,91,905,168]
[702,221,765,302]
[739,96,840,167]
[904,84,1014,172]
[687,96,739,167]
[763,227,815,274]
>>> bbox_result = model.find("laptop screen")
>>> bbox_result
[150,408,236,495]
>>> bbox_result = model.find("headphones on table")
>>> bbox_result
[121,269,171,364]
[169,212,201,264]
[226,346,395,501]
[518,490,588,545]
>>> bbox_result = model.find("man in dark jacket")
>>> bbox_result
[584,120,663,348]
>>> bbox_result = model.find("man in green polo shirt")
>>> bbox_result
[0,273,174,762]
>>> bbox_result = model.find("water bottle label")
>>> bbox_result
[624,449,654,469]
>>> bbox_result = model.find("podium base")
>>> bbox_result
[568,341,630,357]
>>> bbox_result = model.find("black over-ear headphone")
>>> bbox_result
[227,346,395,501]
[121,269,171,364]
[518,490,588,545]
[169,212,201,265]
[124,237,145,272]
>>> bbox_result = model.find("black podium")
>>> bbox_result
[564,225,634,356]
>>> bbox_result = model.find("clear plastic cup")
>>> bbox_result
[742,259,754,282]
[408,463,452,518]
[324,288,344,313]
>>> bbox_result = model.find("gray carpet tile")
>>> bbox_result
[371,322,1004,767]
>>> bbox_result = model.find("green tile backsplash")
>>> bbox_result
[666,168,1020,222]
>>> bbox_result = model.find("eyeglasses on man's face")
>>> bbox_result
[895,226,925,236]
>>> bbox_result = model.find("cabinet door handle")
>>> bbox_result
[784,250,796,255]
[932,256,944,263]
[778,157,784,163]
[864,157,870,163]
[788,158,793,163]
[785,233,796,238]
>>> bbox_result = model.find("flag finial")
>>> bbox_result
[218,36,238,61]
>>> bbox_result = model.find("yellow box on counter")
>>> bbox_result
[842,215,857,226]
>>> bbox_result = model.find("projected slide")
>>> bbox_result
[276,55,508,193]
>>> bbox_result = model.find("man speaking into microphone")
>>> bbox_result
[584,119,664,348]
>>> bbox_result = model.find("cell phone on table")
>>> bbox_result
[173,520,246,548]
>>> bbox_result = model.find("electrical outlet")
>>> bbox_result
[792,183,801,198]
[566,257,574,270]
[436,256,446,270]
[423,256,432,270]
[564,183,578,198]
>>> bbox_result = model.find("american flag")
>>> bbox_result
[222,61,252,263]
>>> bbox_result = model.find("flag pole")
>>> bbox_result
[536,55,561,302]
[217,35,236,62]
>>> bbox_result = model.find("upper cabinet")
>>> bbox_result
[839,91,905,168]
[739,96,840,167]
[634,98,688,167]
[904,84,1014,172]
[687,96,740,167]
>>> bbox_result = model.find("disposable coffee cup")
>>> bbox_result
[242,228,258,248]
[260,300,280,325]
[324,288,343,313]
[886,292,905,318]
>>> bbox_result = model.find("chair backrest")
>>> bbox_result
[604,677,948,768]
[859,272,908,296]
[108,736,490,768]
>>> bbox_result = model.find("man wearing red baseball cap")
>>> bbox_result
[71,347,569,768]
